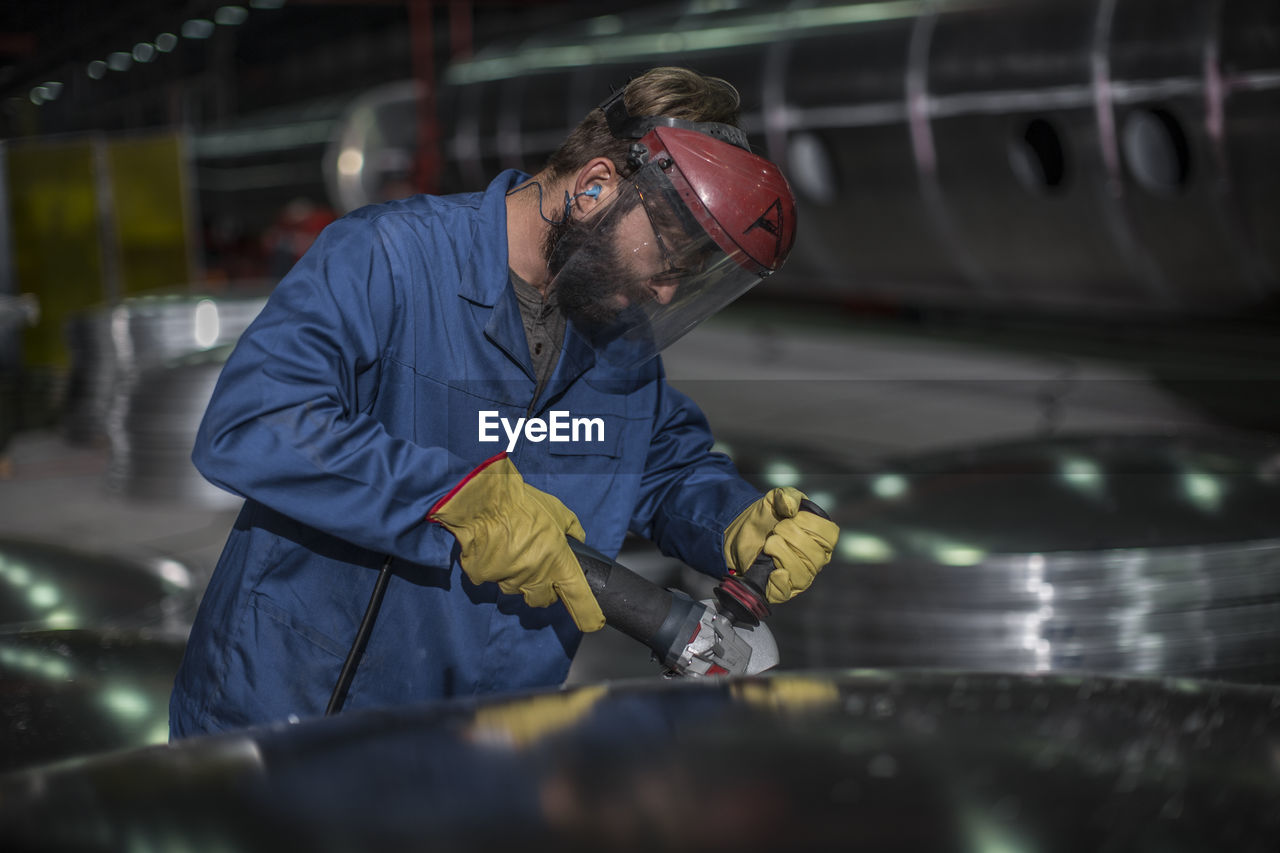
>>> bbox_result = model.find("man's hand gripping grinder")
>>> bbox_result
[570,498,832,678]
[327,501,831,713]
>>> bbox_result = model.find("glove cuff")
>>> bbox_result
[427,451,512,521]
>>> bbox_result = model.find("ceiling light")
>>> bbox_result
[216,6,250,26]
[182,19,216,39]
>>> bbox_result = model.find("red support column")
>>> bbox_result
[409,0,442,194]
[450,0,473,61]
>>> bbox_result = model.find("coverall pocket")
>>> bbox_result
[237,593,352,720]
[250,594,349,659]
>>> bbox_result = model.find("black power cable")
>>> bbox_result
[325,555,394,716]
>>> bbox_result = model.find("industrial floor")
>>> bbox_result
[2,304,1276,687]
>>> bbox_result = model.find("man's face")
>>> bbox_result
[544,198,681,333]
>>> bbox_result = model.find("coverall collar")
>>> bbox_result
[457,169,529,308]
[470,170,597,402]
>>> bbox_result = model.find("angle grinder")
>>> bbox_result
[569,498,831,678]
[328,499,830,713]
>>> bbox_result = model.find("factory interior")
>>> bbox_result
[1,0,1279,849]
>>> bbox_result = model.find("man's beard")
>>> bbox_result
[543,208,646,334]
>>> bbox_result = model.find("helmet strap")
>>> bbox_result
[598,88,750,152]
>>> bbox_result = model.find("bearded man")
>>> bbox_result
[170,67,839,737]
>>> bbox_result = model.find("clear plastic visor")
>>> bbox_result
[546,165,764,369]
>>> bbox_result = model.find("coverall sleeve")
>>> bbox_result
[628,367,761,577]
[192,215,466,562]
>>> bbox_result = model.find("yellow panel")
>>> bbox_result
[106,133,194,297]
[7,140,105,368]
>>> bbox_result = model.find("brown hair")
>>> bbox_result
[543,66,741,180]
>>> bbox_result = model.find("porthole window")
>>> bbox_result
[1009,117,1068,194]
[1121,107,1191,197]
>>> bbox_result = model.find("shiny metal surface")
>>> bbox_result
[105,347,237,506]
[713,434,870,514]
[0,629,185,772]
[0,670,1276,851]
[65,293,267,505]
[0,537,194,635]
[425,0,1280,315]
[766,432,1280,681]
[323,80,421,214]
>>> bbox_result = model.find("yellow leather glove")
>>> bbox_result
[723,487,840,604]
[428,453,605,632]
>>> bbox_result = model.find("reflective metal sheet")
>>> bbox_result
[0,538,194,635]
[0,629,185,772]
[0,671,1276,851]
[767,432,1280,682]
[65,293,267,506]
[713,434,869,516]
[105,346,237,506]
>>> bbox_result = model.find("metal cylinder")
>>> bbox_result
[66,293,267,506]
[766,431,1280,682]
[0,629,186,773]
[431,0,1280,315]
[2,671,1279,850]
[0,537,194,636]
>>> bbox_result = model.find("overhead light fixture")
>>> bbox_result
[107,51,134,71]
[215,6,249,26]
[155,32,179,52]
[133,42,157,63]
[182,18,216,39]
[337,148,365,177]
[87,60,108,79]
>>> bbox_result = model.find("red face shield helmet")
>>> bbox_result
[547,90,798,369]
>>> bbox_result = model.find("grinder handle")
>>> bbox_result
[719,498,831,624]
[566,538,683,651]
[741,497,831,592]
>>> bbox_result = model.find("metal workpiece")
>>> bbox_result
[64,293,268,506]
[767,431,1280,682]
[1,670,1277,852]
[0,537,194,771]
[0,538,195,637]
[104,346,236,506]
[429,0,1280,315]
[0,629,186,773]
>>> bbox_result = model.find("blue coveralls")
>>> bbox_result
[169,171,760,736]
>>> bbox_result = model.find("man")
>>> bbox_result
[170,67,839,737]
